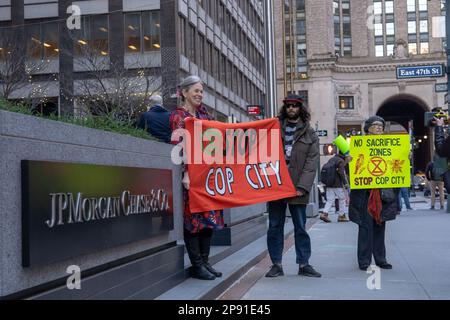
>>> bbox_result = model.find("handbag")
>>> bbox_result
[380,188,396,203]
[443,170,450,193]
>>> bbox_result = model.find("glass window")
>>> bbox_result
[374,2,382,15]
[407,0,416,12]
[339,96,354,110]
[143,11,160,52]
[408,21,416,34]
[26,22,59,59]
[125,13,141,53]
[42,22,59,58]
[387,44,394,56]
[385,1,394,14]
[420,42,429,54]
[92,15,109,55]
[419,20,428,33]
[374,23,383,36]
[386,23,394,35]
[333,1,339,15]
[375,45,384,57]
[26,25,42,59]
[409,42,417,55]
[375,36,384,45]
[418,0,427,11]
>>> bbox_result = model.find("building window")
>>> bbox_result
[26,22,59,59]
[385,1,394,14]
[387,44,394,56]
[339,96,354,110]
[124,11,161,54]
[419,20,428,33]
[418,0,427,11]
[375,45,384,56]
[143,11,160,51]
[409,42,417,54]
[386,23,394,35]
[74,15,109,56]
[334,0,352,57]
[420,42,429,54]
[408,21,416,34]
[374,23,383,36]
[407,0,416,12]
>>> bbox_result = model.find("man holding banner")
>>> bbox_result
[265,95,322,278]
[348,116,405,271]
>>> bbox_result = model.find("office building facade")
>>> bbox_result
[0,0,268,123]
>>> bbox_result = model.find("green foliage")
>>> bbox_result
[0,99,156,141]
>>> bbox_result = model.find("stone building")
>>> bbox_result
[274,0,447,170]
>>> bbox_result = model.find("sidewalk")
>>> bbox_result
[228,196,450,300]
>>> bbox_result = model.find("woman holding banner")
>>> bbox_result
[170,75,224,280]
[348,116,399,271]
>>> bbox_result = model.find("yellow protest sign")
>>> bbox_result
[349,134,411,189]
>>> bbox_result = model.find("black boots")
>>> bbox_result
[202,254,222,277]
[184,229,222,280]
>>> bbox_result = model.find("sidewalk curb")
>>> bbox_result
[157,217,310,300]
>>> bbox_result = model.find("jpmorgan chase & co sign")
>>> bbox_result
[21,160,174,267]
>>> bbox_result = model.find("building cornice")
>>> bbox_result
[309,58,446,73]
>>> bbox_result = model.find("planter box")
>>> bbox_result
[0,110,183,299]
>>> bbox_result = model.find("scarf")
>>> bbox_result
[368,189,382,225]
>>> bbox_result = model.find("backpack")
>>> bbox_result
[432,154,449,181]
[320,157,338,187]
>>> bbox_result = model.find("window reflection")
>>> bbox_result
[125,11,161,54]
[74,15,109,56]
[26,22,59,60]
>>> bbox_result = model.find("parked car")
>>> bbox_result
[413,174,426,191]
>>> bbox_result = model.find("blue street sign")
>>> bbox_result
[397,65,444,79]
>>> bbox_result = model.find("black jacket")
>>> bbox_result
[435,126,450,158]
[279,117,319,205]
[349,189,399,226]
[137,105,171,143]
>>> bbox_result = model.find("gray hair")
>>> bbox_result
[149,94,163,106]
[179,75,203,101]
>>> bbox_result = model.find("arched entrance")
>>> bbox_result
[377,94,431,172]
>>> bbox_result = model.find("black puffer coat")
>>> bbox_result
[349,189,399,226]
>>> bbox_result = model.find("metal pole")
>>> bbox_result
[264,0,277,118]
[443,0,449,211]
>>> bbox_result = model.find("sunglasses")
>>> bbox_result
[286,104,300,109]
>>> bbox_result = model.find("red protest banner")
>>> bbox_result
[184,118,297,213]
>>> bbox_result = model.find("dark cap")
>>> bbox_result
[283,94,304,107]
[363,115,385,133]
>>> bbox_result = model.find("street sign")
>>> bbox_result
[316,130,328,137]
[435,83,448,92]
[397,65,444,79]
[247,105,262,116]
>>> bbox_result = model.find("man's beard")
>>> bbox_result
[287,112,300,121]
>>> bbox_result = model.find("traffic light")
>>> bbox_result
[323,144,337,155]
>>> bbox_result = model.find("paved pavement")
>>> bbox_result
[221,195,450,300]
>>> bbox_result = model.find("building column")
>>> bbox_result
[59,0,74,115]
[160,0,178,110]
[109,0,124,70]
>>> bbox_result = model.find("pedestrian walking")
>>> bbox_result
[170,75,224,280]
[265,94,321,278]
[434,116,450,194]
[348,116,399,271]
[425,157,445,210]
[397,187,413,212]
[320,150,351,223]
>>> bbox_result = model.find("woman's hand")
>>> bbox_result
[182,172,190,190]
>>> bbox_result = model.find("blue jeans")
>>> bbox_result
[398,187,412,210]
[267,200,311,265]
